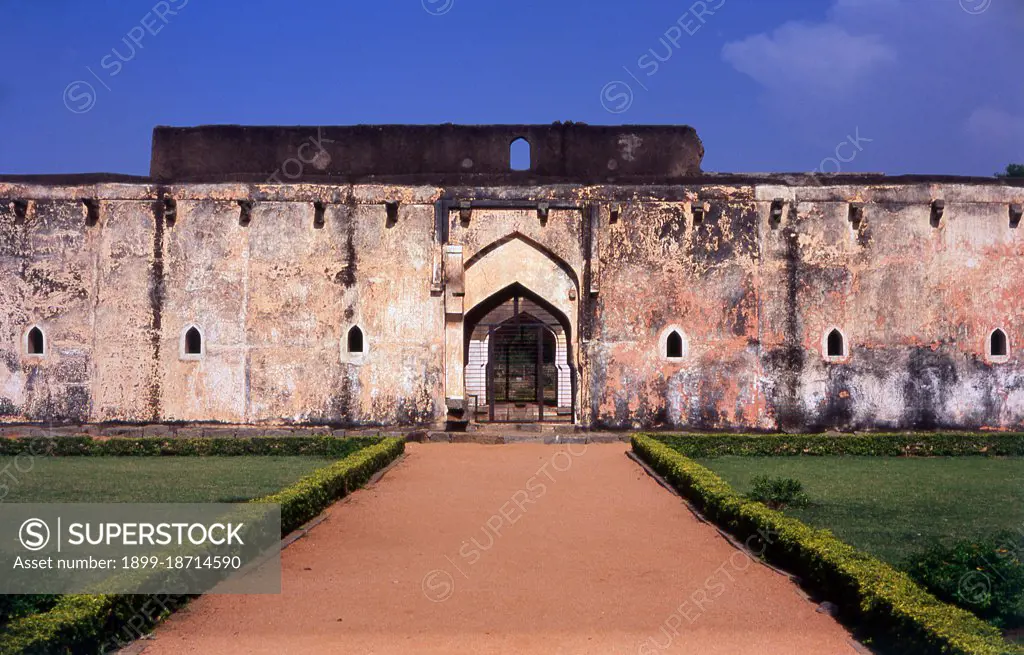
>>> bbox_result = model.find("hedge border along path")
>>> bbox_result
[646,432,1024,458]
[0,437,405,655]
[0,435,383,458]
[631,435,1021,655]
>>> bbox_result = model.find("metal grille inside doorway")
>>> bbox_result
[466,297,568,423]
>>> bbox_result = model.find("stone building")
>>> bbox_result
[1,124,1022,431]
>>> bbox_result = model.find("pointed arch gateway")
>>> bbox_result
[455,233,581,424]
[464,284,574,423]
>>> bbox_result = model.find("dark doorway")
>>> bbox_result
[488,318,557,421]
[464,284,574,423]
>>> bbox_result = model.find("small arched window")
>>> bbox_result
[510,138,531,171]
[26,327,44,355]
[184,327,203,356]
[347,326,364,354]
[826,329,845,358]
[666,331,683,359]
[990,329,1008,358]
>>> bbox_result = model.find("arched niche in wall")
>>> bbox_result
[660,326,689,361]
[180,325,205,360]
[341,324,367,365]
[822,327,849,362]
[24,325,46,357]
[988,328,1010,363]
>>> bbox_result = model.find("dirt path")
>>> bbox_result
[141,443,860,654]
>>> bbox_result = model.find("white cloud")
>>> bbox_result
[718,0,1023,174]
[722,22,896,98]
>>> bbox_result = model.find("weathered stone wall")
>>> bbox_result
[0,184,443,427]
[590,187,765,429]
[589,183,1024,431]
[2,177,1023,431]
[0,198,95,421]
[756,184,1024,432]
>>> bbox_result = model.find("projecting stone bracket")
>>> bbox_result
[82,198,100,227]
[161,195,177,226]
[385,200,400,227]
[5,199,29,223]
[848,202,865,229]
[930,199,945,228]
[237,199,253,227]
[692,200,709,226]
[769,198,785,228]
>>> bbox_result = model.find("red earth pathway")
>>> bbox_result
[141,443,860,654]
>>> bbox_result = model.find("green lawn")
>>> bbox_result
[697,456,1024,566]
[0,457,331,503]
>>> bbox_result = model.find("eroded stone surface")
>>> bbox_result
[2,125,1023,430]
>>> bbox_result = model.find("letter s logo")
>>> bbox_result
[19,518,50,551]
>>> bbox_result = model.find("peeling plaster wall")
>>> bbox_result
[93,200,158,422]
[0,200,95,421]
[592,190,766,429]
[158,196,444,426]
[1,179,1023,431]
[591,183,1024,431]
[0,184,444,427]
[756,184,1024,432]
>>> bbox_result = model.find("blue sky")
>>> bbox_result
[0,0,1020,176]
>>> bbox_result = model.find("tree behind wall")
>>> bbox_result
[996,164,1024,178]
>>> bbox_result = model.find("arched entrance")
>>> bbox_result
[464,284,574,423]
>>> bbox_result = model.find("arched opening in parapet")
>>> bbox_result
[990,328,1008,359]
[26,326,44,356]
[347,326,365,354]
[464,284,573,423]
[510,138,531,171]
[826,328,845,359]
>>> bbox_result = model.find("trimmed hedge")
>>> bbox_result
[0,435,382,458]
[0,438,405,655]
[906,533,1024,630]
[632,434,1021,655]
[0,595,190,655]
[257,437,406,534]
[646,432,1024,458]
